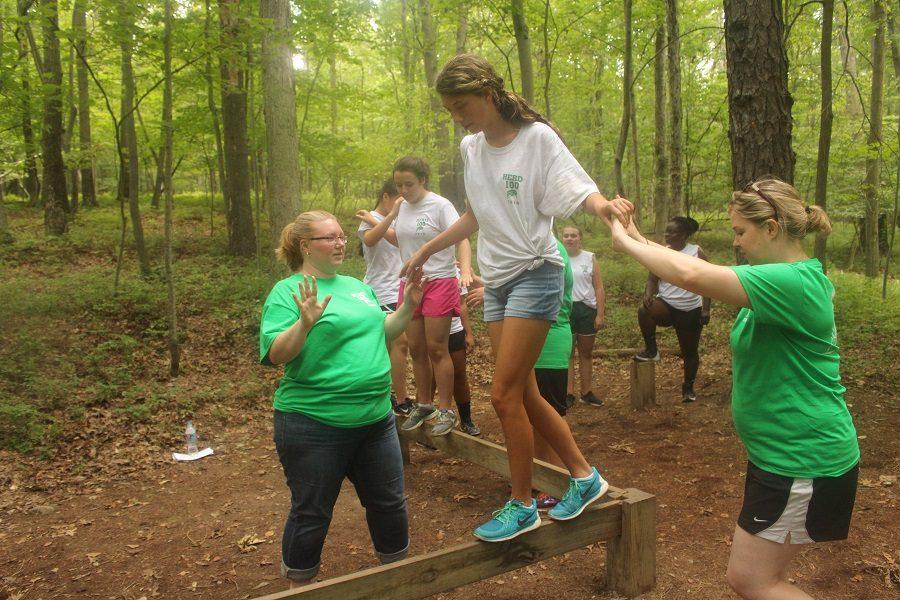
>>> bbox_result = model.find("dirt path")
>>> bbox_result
[1,346,897,599]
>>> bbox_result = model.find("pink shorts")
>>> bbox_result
[398,276,460,319]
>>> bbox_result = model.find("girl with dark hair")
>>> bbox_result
[634,216,711,402]
[402,54,633,542]
[354,180,413,415]
[610,179,859,599]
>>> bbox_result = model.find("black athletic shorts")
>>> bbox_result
[659,300,702,331]
[448,330,466,353]
[535,368,568,417]
[737,461,858,544]
[380,302,398,313]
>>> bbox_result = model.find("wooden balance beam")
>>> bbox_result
[255,428,656,600]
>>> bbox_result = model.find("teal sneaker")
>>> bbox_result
[547,467,609,521]
[473,498,540,542]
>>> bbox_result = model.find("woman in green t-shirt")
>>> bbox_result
[259,210,424,586]
[609,179,859,599]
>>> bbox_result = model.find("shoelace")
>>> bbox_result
[491,500,522,524]
[561,478,580,504]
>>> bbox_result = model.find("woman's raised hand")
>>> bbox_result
[400,249,428,279]
[609,219,631,253]
[402,265,425,309]
[389,196,405,216]
[599,194,635,227]
[292,275,332,331]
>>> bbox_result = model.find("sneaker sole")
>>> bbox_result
[634,356,660,362]
[548,479,610,521]
[400,411,439,431]
[580,399,604,407]
[429,423,456,436]
[473,516,541,542]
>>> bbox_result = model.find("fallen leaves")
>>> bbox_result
[236,534,266,553]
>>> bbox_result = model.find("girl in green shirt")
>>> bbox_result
[609,179,859,600]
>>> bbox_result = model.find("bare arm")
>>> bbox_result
[697,247,713,320]
[610,220,749,307]
[591,255,606,329]
[267,320,307,365]
[456,238,473,287]
[267,277,331,365]
[384,266,424,341]
[356,199,402,247]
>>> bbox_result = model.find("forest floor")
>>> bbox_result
[0,198,898,599]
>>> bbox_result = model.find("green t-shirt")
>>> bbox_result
[259,274,392,428]
[730,259,859,478]
[535,241,574,370]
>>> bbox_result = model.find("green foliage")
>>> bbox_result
[0,400,55,453]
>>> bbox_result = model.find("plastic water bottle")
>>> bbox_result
[184,421,198,454]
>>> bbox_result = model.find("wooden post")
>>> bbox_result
[630,358,656,409]
[606,488,656,597]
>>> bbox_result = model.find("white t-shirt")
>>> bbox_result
[357,211,402,306]
[460,122,599,287]
[658,244,703,311]
[394,191,460,280]
[569,250,597,308]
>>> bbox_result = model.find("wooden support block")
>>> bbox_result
[630,358,656,409]
[255,499,623,600]
[606,488,657,597]
[398,426,626,501]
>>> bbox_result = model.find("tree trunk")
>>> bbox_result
[419,0,456,206]
[666,0,683,215]
[813,0,834,269]
[613,0,633,197]
[72,0,96,207]
[150,141,166,209]
[260,0,302,254]
[64,40,78,212]
[629,92,642,226]
[837,11,863,118]
[724,0,795,188]
[863,0,885,277]
[219,0,257,257]
[590,55,604,183]
[452,4,468,205]
[119,2,149,274]
[17,22,40,203]
[511,0,534,104]
[653,13,668,234]
[39,0,68,235]
[206,0,228,215]
[162,0,180,376]
[329,54,339,203]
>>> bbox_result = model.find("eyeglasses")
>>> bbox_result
[308,235,348,245]
[744,182,779,221]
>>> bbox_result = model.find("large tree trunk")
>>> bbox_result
[511,0,534,104]
[206,0,228,214]
[260,0,302,254]
[419,0,456,206]
[162,0,180,376]
[64,41,78,212]
[724,0,795,188]
[863,0,885,277]
[813,0,834,269]
[629,92,642,225]
[119,2,149,274]
[452,4,468,206]
[613,0,632,197]
[39,0,68,235]
[653,13,668,234]
[666,0,683,215]
[72,0,96,207]
[590,55,604,183]
[219,0,257,257]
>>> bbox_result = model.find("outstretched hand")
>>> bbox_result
[609,219,631,253]
[292,275,332,331]
[400,250,428,279]
[401,265,425,310]
[598,194,634,227]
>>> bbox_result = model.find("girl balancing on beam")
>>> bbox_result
[609,178,859,599]
[402,54,633,542]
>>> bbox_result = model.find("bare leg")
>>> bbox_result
[449,347,471,413]
[533,428,563,468]
[406,318,432,406]
[567,342,576,396]
[522,371,591,477]
[674,323,702,393]
[576,334,595,395]
[726,526,811,600]
[424,316,454,411]
[388,332,409,401]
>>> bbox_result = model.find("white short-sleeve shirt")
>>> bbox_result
[394,191,460,280]
[460,122,599,287]
[357,211,402,306]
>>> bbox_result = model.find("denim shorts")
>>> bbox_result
[483,261,564,322]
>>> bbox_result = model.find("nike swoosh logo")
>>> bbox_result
[518,515,533,527]
[753,517,768,523]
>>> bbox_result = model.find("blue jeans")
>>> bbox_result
[482,261,564,322]
[273,410,409,581]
